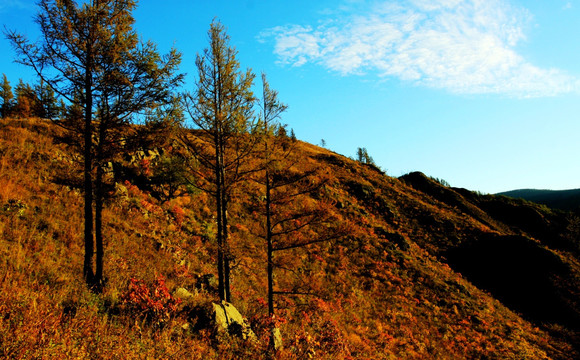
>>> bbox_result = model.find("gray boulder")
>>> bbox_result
[173,287,195,301]
[189,300,256,342]
[271,327,283,350]
[212,301,256,342]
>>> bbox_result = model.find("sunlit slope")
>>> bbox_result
[0,117,577,359]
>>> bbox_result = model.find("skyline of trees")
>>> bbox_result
[0,74,13,118]
[356,146,376,166]
[0,75,60,119]
[3,2,343,318]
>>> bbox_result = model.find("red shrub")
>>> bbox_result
[170,205,186,226]
[120,275,181,325]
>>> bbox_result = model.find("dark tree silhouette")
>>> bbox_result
[256,73,288,317]
[6,0,182,290]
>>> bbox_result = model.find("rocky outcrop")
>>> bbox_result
[212,301,256,341]
[189,300,256,342]
[271,327,283,350]
[173,287,195,301]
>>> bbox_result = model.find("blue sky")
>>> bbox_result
[1,0,579,193]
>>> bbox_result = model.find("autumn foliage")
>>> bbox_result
[120,276,181,326]
[0,117,578,359]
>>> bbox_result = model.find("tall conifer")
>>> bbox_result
[6,0,182,290]
[0,74,14,118]
[182,20,256,302]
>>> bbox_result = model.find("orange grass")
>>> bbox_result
[0,117,576,359]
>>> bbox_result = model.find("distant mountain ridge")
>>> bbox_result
[497,188,580,212]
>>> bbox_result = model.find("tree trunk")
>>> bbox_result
[83,131,94,286]
[94,94,109,292]
[219,138,231,303]
[94,156,104,291]
[223,194,231,303]
[215,132,225,301]
[83,52,94,287]
[266,168,274,316]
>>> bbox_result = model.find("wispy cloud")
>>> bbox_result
[260,0,579,97]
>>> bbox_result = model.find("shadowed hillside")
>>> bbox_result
[1,118,579,359]
[498,188,580,212]
[401,172,580,326]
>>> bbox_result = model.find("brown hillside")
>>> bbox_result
[0,117,578,359]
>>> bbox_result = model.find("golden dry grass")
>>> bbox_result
[0,117,577,359]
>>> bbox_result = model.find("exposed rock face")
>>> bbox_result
[271,327,283,350]
[212,301,256,342]
[173,287,195,301]
[189,300,256,342]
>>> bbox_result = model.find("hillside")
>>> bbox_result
[1,117,579,359]
[498,188,580,212]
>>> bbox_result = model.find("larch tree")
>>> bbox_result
[256,73,288,317]
[356,146,375,166]
[13,79,36,118]
[255,74,347,323]
[6,0,182,290]
[0,74,14,118]
[181,20,256,302]
[33,80,59,119]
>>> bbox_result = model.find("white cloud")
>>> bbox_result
[260,0,579,97]
[268,25,322,67]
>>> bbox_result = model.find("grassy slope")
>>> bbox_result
[0,117,578,359]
